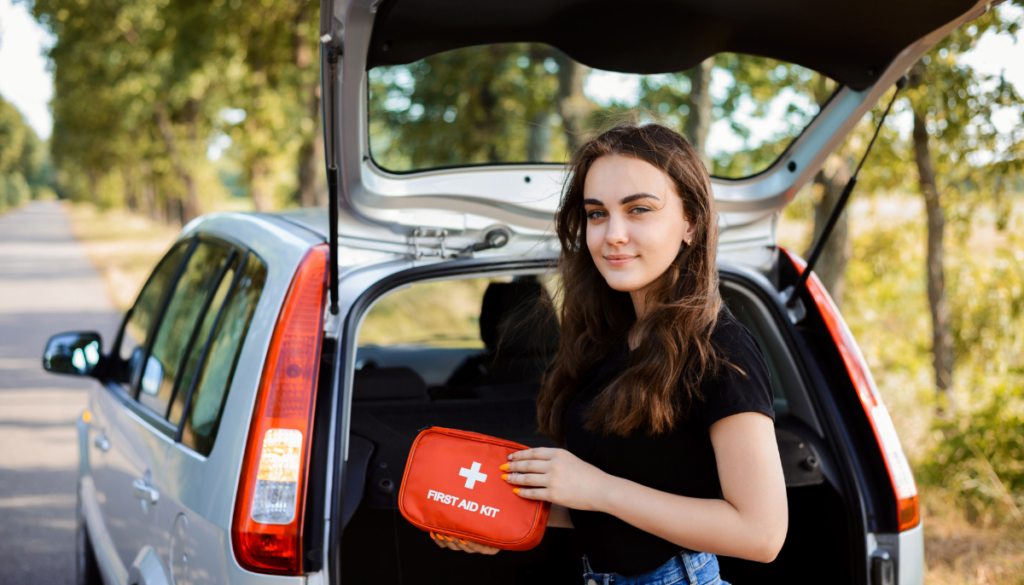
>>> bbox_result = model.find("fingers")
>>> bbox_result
[504,459,550,474]
[464,540,500,555]
[503,471,547,487]
[512,487,549,501]
[508,447,556,462]
[429,532,499,555]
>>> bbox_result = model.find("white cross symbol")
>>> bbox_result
[459,461,487,489]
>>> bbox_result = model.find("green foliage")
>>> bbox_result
[369,44,567,171]
[369,45,831,177]
[2,173,32,209]
[30,0,320,219]
[0,93,46,213]
[919,382,1024,525]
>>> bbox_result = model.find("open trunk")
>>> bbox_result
[335,266,855,584]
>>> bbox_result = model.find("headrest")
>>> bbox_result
[479,281,560,355]
[352,366,427,401]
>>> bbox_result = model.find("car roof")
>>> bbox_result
[366,0,979,90]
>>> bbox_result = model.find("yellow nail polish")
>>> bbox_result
[445,535,454,541]
[499,463,509,471]
[502,474,509,481]
[430,532,436,539]
[459,539,467,545]
[513,488,520,495]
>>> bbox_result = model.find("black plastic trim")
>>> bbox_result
[134,238,199,401]
[303,337,337,573]
[172,251,249,442]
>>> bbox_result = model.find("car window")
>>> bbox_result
[368,43,835,178]
[117,240,192,393]
[137,241,234,416]
[356,275,560,394]
[167,253,243,426]
[179,253,267,456]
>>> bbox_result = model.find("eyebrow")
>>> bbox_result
[583,193,661,206]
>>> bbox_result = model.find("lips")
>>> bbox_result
[604,254,637,266]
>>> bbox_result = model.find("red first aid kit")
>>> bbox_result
[398,427,550,551]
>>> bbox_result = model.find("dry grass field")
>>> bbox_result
[64,202,180,311]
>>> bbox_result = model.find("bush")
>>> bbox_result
[33,184,58,201]
[918,383,1024,526]
[2,172,31,209]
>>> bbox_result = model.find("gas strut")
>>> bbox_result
[784,75,908,311]
[325,46,341,316]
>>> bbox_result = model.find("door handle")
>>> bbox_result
[93,433,110,452]
[133,478,160,505]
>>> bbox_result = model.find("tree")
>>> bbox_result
[0,94,44,212]
[902,7,1024,413]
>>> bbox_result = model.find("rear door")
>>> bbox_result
[91,239,192,580]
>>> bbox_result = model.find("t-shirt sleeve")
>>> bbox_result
[699,318,775,430]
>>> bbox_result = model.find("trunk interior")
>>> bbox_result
[336,269,856,584]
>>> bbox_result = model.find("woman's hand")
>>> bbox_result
[429,532,500,555]
[502,447,610,511]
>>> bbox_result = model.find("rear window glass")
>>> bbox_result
[368,43,835,178]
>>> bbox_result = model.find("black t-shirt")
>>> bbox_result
[564,312,775,576]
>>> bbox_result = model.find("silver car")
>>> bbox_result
[43,1,988,583]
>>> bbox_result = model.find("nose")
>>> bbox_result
[604,214,628,246]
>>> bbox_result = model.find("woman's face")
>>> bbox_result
[583,154,694,296]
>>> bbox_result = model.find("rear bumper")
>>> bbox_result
[898,523,924,585]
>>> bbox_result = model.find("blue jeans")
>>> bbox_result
[581,552,729,585]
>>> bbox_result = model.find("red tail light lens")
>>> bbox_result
[781,248,920,532]
[233,246,328,573]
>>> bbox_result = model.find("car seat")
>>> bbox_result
[439,279,560,399]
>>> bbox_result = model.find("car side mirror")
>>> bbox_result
[43,332,103,378]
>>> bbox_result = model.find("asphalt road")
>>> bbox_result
[0,201,122,584]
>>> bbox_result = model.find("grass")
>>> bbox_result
[64,202,180,311]
[921,487,1024,584]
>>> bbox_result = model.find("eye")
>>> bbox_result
[586,209,607,220]
[629,206,653,215]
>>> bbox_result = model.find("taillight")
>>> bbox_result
[781,248,920,532]
[233,246,328,573]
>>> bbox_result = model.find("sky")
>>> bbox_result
[0,0,54,139]
[0,0,1022,147]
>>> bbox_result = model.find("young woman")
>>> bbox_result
[432,123,788,585]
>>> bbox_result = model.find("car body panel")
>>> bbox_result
[90,381,173,583]
[152,213,316,585]
[898,524,925,585]
[76,212,320,585]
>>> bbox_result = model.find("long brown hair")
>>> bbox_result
[537,123,729,444]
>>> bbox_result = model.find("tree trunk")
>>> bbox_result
[527,111,551,162]
[249,159,271,212]
[294,3,322,207]
[296,88,322,207]
[806,156,852,307]
[912,107,955,413]
[154,104,199,223]
[685,57,714,171]
[141,161,158,222]
[555,50,591,152]
[123,166,139,213]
